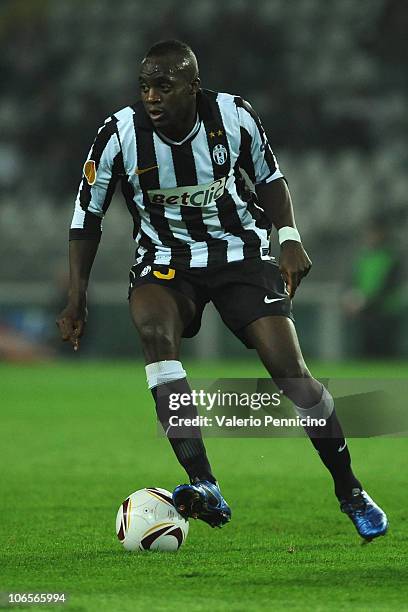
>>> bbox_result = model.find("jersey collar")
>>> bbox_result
[156,115,201,146]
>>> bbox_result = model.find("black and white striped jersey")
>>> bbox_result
[70,89,283,269]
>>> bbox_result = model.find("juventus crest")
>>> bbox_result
[212,143,228,165]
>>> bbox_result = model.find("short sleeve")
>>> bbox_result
[70,116,123,240]
[235,98,283,186]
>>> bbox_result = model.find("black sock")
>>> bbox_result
[298,388,362,500]
[152,378,216,484]
[306,413,362,500]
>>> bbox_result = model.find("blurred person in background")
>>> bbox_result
[343,215,405,358]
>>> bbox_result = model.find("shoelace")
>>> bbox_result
[342,497,367,517]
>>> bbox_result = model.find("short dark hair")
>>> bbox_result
[144,39,199,79]
[145,39,194,59]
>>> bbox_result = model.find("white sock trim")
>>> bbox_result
[293,386,334,420]
[145,360,186,390]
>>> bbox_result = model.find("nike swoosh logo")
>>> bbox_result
[338,441,347,453]
[135,165,159,175]
[264,296,284,304]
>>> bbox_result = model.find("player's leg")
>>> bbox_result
[211,257,386,538]
[130,281,189,362]
[245,315,387,539]
[245,316,361,497]
[130,283,215,483]
[130,283,230,527]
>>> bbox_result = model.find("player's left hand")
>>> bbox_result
[279,241,312,298]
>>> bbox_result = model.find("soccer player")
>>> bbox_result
[57,40,387,540]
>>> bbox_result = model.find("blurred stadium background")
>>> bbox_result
[0,0,407,362]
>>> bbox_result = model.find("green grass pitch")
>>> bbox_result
[1,360,408,611]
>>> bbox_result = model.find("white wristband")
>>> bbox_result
[278,226,301,245]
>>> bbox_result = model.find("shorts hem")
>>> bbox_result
[231,311,295,349]
[128,279,205,339]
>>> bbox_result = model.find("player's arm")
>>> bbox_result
[56,116,123,349]
[57,239,100,350]
[256,178,311,298]
[236,98,311,298]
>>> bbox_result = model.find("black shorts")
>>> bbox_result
[128,258,293,348]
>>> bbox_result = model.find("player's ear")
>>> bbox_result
[190,77,201,94]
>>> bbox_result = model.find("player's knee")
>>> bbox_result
[271,359,309,381]
[137,321,177,356]
[271,361,323,407]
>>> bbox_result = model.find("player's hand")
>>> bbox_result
[279,241,312,298]
[56,299,88,351]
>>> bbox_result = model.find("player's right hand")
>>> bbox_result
[56,301,88,351]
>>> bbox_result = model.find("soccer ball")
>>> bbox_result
[116,487,189,552]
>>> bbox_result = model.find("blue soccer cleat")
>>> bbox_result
[172,480,231,528]
[340,488,388,541]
